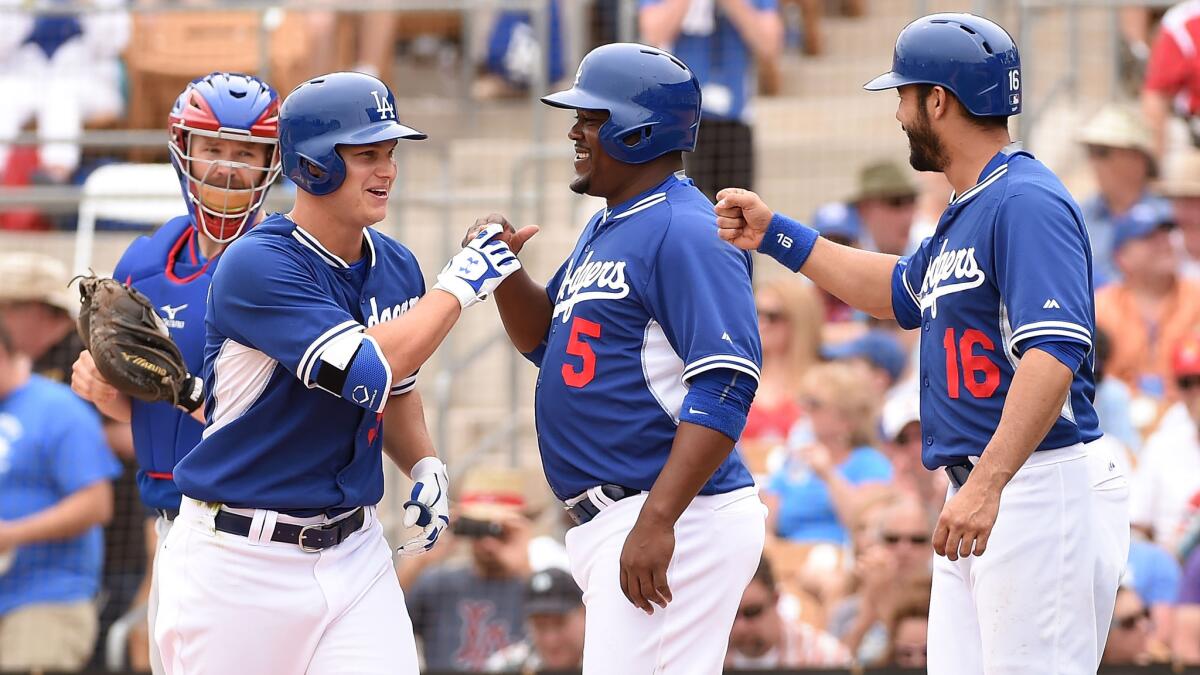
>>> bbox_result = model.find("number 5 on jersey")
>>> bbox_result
[562,317,601,388]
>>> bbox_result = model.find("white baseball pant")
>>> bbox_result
[927,441,1130,674]
[154,497,419,675]
[148,514,171,675]
[564,485,766,674]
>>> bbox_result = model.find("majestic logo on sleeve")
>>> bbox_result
[920,241,986,317]
[553,250,630,322]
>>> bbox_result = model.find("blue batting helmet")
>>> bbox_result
[541,43,701,164]
[863,13,1021,117]
[279,72,426,196]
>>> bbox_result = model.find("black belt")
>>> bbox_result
[945,462,974,489]
[156,508,179,522]
[213,507,366,552]
[564,485,641,526]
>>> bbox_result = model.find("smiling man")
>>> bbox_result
[151,71,522,675]
[464,43,767,674]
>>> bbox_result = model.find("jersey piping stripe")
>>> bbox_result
[1010,320,1092,346]
[901,267,921,310]
[1001,303,1082,425]
[362,228,378,267]
[611,192,667,219]
[391,374,418,395]
[683,353,762,380]
[613,194,667,220]
[298,320,362,384]
[1009,328,1094,349]
[949,165,1009,206]
[292,227,350,268]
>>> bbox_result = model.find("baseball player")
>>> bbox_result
[152,71,521,675]
[69,71,280,674]
[715,14,1130,674]
[469,44,767,673]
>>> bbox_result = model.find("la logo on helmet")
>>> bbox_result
[369,91,395,121]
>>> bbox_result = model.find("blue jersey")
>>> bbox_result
[172,214,425,512]
[639,0,777,123]
[529,173,760,500]
[891,148,1102,469]
[112,215,215,511]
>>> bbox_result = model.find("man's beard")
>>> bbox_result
[905,111,946,173]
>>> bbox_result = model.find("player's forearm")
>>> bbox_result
[638,422,735,527]
[5,480,113,546]
[969,349,1073,493]
[94,392,132,424]
[381,390,438,475]
[801,237,899,319]
[639,0,691,48]
[365,290,462,377]
[494,269,553,354]
[1142,89,1171,161]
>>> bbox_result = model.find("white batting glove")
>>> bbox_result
[433,224,522,309]
[397,456,450,557]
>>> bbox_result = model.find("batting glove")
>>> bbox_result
[397,456,450,557]
[434,224,521,309]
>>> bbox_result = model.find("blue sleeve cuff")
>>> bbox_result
[679,369,757,442]
[758,212,820,273]
[1023,337,1087,372]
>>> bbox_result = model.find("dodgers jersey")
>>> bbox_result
[890,147,1102,469]
[172,214,424,512]
[112,215,214,511]
[529,172,760,500]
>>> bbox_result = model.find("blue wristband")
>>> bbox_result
[759,212,819,273]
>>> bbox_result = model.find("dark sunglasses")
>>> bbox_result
[1113,607,1150,631]
[895,644,928,660]
[1087,145,1113,160]
[1179,375,1200,391]
[883,533,931,546]
[884,194,917,208]
[895,430,916,445]
[757,308,786,324]
[737,603,768,620]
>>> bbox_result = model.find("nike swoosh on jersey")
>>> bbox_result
[688,408,709,416]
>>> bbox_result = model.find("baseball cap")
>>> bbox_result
[457,466,533,521]
[1111,202,1174,252]
[1172,334,1200,377]
[524,568,583,616]
[823,330,908,384]
[880,389,921,442]
[0,253,75,316]
[1158,149,1200,199]
[1078,104,1154,157]
[812,201,862,243]
[849,160,918,204]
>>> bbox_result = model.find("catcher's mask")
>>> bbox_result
[169,72,281,244]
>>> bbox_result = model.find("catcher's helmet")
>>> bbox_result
[168,72,282,244]
[542,43,701,164]
[279,72,426,196]
[863,13,1021,117]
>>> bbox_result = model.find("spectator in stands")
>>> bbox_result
[742,277,822,450]
[406,466,534,672]
[881,578,930,669]
[1077,103,1167,286]
[639,0,784,200]
[1130,334,1200,549]
[878,390,945,511]
[0,253,81,384]
[808,204,861,326]
[849,160,920,256]
[1104,587,1154,665]
[0,0,128,183]
[1143,1,1200,159]
[486,567,584,672]
[764,361,891,545]
[1177,546,1200,663]
[725,555,851,668]
[1125,529,1183,652]
[1159,148,1200,279]
[475,0,566,99]
[306,12,398,80]
[0,317,120,671]
[1094,328,1143,457]
[1096,204,1200,399]
[823,329,909,398]
[829,497,931,664]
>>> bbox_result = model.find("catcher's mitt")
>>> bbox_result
[75,275,204,412]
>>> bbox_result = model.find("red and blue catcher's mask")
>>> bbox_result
[169,72,282,244]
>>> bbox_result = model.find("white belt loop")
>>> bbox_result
[246,509,278,546]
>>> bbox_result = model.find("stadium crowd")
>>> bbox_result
[4,0,1200,673]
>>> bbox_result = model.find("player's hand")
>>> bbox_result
[397,456,450,557]
[462,213,540,255]
[434,223,523,309]
[619,514,675,615]
[71,350,121,404]
[715,188,774,251]
[932,479,1002,561]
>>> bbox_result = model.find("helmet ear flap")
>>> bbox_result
[291,150,346,196]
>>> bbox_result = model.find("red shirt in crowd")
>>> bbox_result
[1146,1,1200,114]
